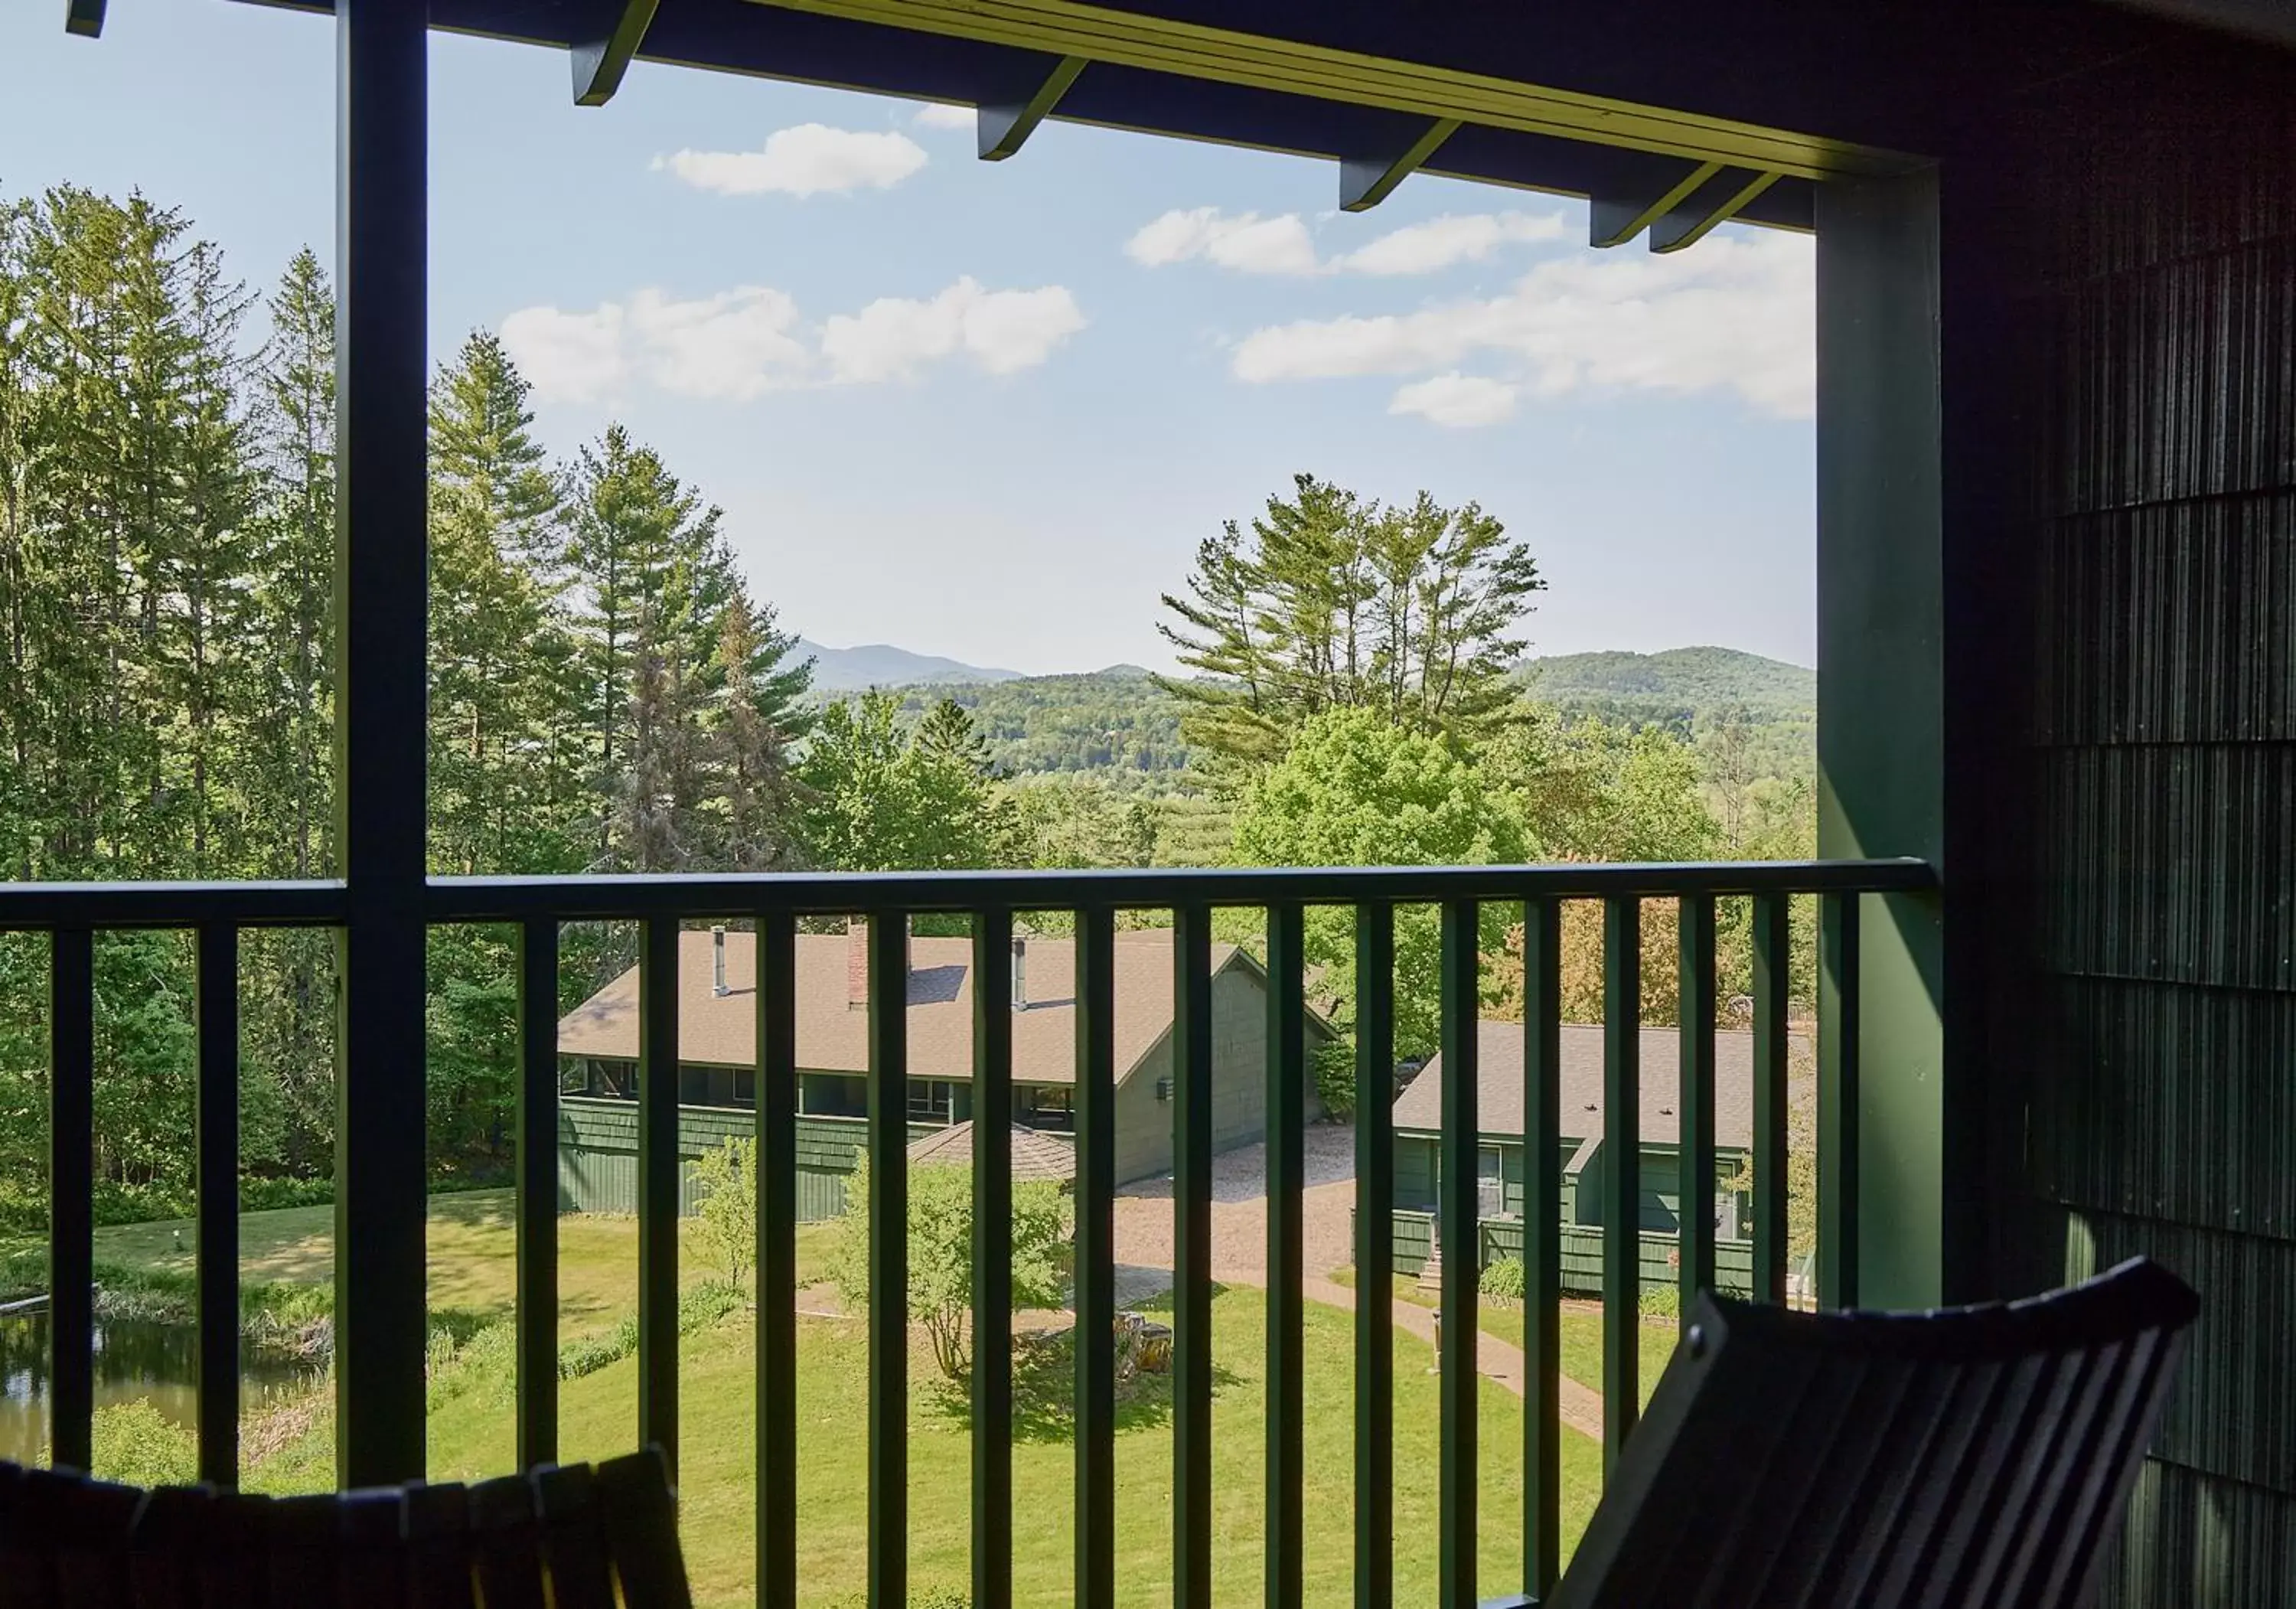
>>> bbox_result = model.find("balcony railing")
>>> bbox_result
[0,857,1933,1607]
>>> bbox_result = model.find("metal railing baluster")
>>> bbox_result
[1437,900,1479,1609]
[1264,902,1306,1609]
[1821,892,1862,1311]
[971,910,1015,1609]
[1172,902,1215,1609]
[516,918,559,1471]
[1521,898,1563,1599]
[1678,896,1718,1323]
[867,912,911,1607]
[1750,894,1792,1305]
[757,909,799,1609]
[1072,906,1117,1607]
[639,917,681,1474]
[1601,896,1642,1471]
[195,923,240,1487]
[47,925,94,1473]
[1352,901,1395,1609]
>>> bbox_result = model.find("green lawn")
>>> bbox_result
[1327,1269,1681,1408]
[411,1290,1603,1608]
[90,1199,1609,1604]
[1474,1306,1680,1413]
[89,1190,834,1338]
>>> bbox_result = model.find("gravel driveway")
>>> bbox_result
[1111,1122,1360,1282]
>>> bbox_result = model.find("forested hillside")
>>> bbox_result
[877,670,1192,788]
[1519,645,1813,720]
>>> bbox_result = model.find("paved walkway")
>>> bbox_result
[1104,1131,1613,1442]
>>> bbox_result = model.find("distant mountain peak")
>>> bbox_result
[796,638,1024,691]
[1518,645,1815,713]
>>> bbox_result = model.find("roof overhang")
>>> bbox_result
[223,0,1917,238]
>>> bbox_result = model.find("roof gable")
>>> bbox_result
[557,927,1267,1085]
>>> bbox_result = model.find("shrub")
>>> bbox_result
[830,1159,1071,1384]
[1310,1039,1358,1120]
[554,1284,743,1383]
[691,1137,758,1296]
[90,1400,199,1487]
[1479,1256,1527,1300]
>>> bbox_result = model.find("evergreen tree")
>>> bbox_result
[245,246,335,880]
[709,592,807,870]
[427,331,571,877]
[915,694,994,777]
[1156,473,1544,765]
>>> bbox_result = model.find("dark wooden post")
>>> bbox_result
[333,0,432,1487]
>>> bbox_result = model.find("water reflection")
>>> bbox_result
[0,1311,325,1465]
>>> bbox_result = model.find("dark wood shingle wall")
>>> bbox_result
[1985,37,2296,1602]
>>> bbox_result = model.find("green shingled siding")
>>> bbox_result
[1975,36,2296,1604]
[1365,1209,1756,1299]
[557,1097,973,1220]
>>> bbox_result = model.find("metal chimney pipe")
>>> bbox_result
[1010,935,1027,1012]
[712,925,728,997]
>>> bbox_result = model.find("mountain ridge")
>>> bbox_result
[794,638,1026,690]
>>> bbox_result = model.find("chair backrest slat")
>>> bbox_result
[597,1447,695,1609]
[402,1480,478,1609]
[1551,1258,2200,1609]
[126,1484,214,1609]
[53,1470,141,1609]
[0,1445,686,1609]
[470,1472,549,1609]
[533,1461,616,1609]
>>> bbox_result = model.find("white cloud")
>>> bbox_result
[1332,210,1569,276]
[498,303,626,403]
[654,123,928,197]
[1388,373,1519,427]
[822,277,1085,383]
[625,287,808,401]
[1231,231,1815,418]
[504,278,1083,403]
[1124,207,1322,276]
[912,103,976,132]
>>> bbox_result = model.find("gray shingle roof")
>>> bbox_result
[557,928,1244,1086]
[1394,1020,1808,1150]
[906,1121,1077,1183]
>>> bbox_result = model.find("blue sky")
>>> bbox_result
[2,2,1817,677]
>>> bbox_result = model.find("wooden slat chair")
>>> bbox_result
[1549,1256,2200,1609]
[0,1446,691,1609]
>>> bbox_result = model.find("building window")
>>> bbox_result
[1478,1143,1507,1219]
[908,1079,953,1123]
[1019,1087,1075,1132]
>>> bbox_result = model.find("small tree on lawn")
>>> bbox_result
[829,1157,1071,1383]
[692,1135,758,1297]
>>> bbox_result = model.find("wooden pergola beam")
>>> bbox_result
[572,0,661,107]
[1339,116,1461,211]
[979,54,1088,160]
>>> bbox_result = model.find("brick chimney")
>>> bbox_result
[847,917,914,1010]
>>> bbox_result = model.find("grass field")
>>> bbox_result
[88,1190,833,1339]
[86,1196,1609,1604]
[1327,1268,1681,1408]
[413,1290,1603,1608]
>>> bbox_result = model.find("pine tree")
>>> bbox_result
[1156,473,1544,765]
[915,695,993,777]
[246,246,335,880]
[709,592,806,870]
[427,331,570,876]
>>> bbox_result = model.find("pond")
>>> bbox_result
[0,1308,327,1466]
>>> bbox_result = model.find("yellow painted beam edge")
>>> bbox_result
[744,0,1918,179]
